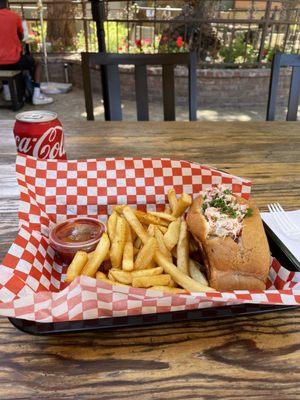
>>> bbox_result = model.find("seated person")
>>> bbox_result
[0,0,53,105]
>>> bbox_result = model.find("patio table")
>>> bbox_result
[0,119,300,399]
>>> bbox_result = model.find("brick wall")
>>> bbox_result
[45,57,291,108]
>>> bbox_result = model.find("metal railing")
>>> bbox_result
[8,0,300,67]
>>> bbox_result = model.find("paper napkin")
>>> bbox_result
[261,210,300,262]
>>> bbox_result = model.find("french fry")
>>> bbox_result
[66,251,88,283]
[81,233,110,277]
[122,241,134,271]
[157,225,168,234]
[189,259,209,286]
[95,271,106,280]
[113,205,126,214]
[134,237,157,270]
[112,280,129,286]
[101,187,213,293]
[109,269,132,284]
[110,216,126,268]
[96,273,110,282]
[132,274,171,288]
[123,206,150,245]
[131,266,163,278]
[163,218,181,251]
[150,286,188,294]
[125,220,133,242]
[96,272,128,286]
[169,278,177,287]
[148,211,176,222]
[134,236,142,249]
[134,210,169,227]
[164,205,172,215]
[168,188,178,212]
[154,226,172,262]
[108,270,116,280]
[171,246,177,259]
[155,251,215,292]
[172,193,192,218]
[177,220,190,275]
[87,251,94,261]
[107,211,117,242]
[88,250,109,263]
[106,266,165,285]
[130,226,137,242]
[146,259,157,269]
[147,224,156,237]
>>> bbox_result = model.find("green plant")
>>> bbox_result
[105,22,129,52]
[76,22,188,54]
[116,35,188,54]
[27,22,46,52]
[76,22,129,52]
[261,45,282,63]
[158,36,189,54]
[76,22,98,52]
[219,33,257,64]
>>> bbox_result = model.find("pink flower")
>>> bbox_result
[176,36,183,48]
[144,38,152,45]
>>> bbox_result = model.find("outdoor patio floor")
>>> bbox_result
[0,87,297,123]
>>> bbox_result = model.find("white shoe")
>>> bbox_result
[3,84,11,102]
[32,93,54,105]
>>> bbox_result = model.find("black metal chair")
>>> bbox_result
[267,52,300,121]
[81,52,197,121]
[0,70,24,111]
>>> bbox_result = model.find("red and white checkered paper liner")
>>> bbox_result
[0,154,299,323]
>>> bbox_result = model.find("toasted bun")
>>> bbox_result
[186,195,270,291]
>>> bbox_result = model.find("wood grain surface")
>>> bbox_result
[0,120,300,400]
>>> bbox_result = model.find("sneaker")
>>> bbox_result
[3,85,11,102]
[32,93,54,105]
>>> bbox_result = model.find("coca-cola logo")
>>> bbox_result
[15,126,66,159]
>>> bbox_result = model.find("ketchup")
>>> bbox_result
[55,221,103,243]
[49,218,106,264]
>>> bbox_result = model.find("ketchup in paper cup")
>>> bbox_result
[49,217,106,263]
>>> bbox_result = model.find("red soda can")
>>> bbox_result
[13,110,67,159]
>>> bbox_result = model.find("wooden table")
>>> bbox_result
[1,120,300,399]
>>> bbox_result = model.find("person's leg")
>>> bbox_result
[0,63,19,101]
[33,58,41,84]
[2,79,11,101]
[18,54,53,105]
[32,58,42,98]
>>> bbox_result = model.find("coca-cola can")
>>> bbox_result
[14,110,67,160]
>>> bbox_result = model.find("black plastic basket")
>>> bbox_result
[8,224,299,335]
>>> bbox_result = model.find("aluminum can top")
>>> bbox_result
[15,110,58,123]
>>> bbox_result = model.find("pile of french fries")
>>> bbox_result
[66,188,214,294]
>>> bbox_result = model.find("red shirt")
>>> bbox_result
[0,9,23,64]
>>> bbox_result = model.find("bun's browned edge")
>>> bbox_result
[186,194,271,291]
